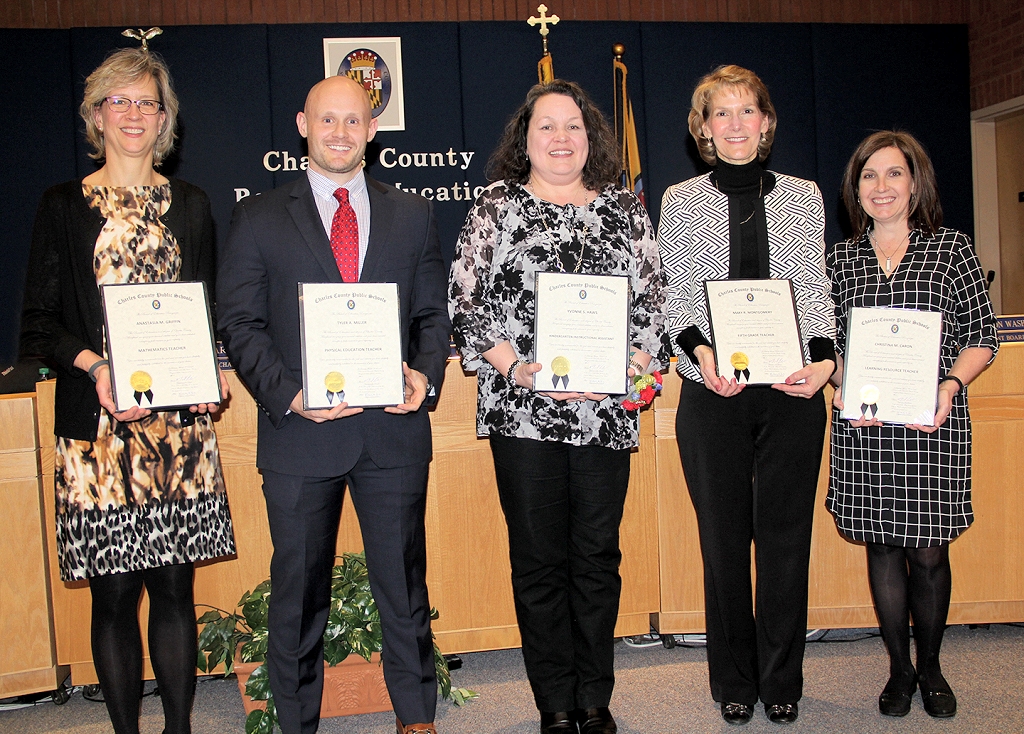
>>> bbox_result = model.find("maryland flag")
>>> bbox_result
[613,51,644,205]
[538,52,554,84]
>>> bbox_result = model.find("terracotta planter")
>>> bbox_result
[234,652,393,717]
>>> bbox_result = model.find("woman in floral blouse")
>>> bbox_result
[449,79,669,734]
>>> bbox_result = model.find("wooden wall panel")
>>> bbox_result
[13,0,1024,111]
[0,0,969,27]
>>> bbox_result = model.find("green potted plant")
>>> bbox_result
[198,552,476,734]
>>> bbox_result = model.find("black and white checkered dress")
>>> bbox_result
[826,228,998,547]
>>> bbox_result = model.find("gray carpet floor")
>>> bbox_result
[2,624,1022,733]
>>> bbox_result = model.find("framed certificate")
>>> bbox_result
[840,306,942,425]
[100,282,222,412]
[298,282,404,409]
[533,272,630,395]
[704,279,804,385]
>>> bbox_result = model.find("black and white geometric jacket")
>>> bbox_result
[658,171,836,383]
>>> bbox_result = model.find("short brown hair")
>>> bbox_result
[79,47,179,165]
[687,65,777,166]
[841,130,943,238]
[486,79,619,191]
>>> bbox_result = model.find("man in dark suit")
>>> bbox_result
[217,75,451,734]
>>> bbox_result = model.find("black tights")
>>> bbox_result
[866,543,952,690]
[89,563,197,734]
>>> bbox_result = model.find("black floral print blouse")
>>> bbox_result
[449,180,671,450]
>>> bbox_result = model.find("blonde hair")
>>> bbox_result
[687,65,777,166]
[79,47,178,165]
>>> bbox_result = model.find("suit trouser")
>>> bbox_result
[676,380,826,706]
[489,434,631,712]
[261,453,435,734]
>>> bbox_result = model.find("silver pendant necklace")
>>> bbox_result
[869,229,910,276]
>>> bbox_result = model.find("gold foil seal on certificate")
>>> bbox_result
[730,352,750,382]
[551,355,570,389]
[325,371,346,404]
[859,384,879,420]
[130,370,154,405]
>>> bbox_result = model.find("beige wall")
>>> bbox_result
[996,110,1024,314]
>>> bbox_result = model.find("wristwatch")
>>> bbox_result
[423,376,438,406]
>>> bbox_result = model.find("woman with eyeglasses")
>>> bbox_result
[20,47,235,734]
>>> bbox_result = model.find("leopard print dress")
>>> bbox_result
[53,183,236,581]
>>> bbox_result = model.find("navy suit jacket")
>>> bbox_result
[216,174,451,477]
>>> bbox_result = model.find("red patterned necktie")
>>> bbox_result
[330,187,359,282]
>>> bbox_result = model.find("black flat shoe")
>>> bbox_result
[920,679,957,718]
[765,702,799,724]
[879,673,917,717]
[575,706,617,734]
[540,710,579,733]
[720,702,754,725]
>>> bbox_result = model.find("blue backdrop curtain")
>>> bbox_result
[0,21,971,363]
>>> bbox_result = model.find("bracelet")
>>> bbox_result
[87,359,109,382]
[506,359,524,386]
[628,350,645,375]
[940,375,965,394]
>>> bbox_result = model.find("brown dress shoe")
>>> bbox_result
[396,716,438,733]
[540,710,578,733]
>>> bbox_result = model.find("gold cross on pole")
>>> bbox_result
[528,4,560,55]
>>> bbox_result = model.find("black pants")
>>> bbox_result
[261,452,435,734]
[676,381,826,706]
[489,434,631,712]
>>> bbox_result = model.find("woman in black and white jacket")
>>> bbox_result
[658,65,835,726]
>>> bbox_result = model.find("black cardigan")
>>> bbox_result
[20,178,216,441]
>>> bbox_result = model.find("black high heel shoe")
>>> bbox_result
[879,672,917,717]
[764,702,799,724]
[720,702,754,725]
[920,676,957,718]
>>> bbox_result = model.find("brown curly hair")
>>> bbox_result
[687,65,777,166]
[486,79,619,191]
[841,130,943,238]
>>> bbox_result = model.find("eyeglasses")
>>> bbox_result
[101,96,163,115]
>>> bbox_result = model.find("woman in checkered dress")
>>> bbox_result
[827,130,997,719]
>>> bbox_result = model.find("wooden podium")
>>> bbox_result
[653,347,1024,633]
[24,362,658,685]
[2,347,1022,689]
[0,393,68,698]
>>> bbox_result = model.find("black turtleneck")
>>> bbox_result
[711,159,775,279]
[676,160,835,367]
